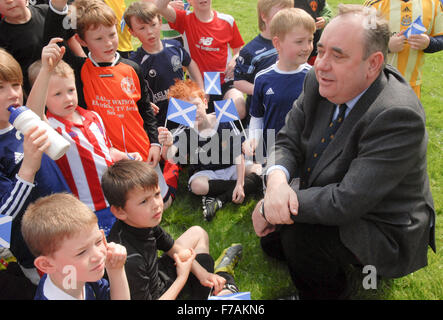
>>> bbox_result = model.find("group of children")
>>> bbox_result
[1,0,441,300]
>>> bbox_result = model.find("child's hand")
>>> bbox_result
[158,127,173,147]
[407,33,430,51]
[150,102,160,115]
[173,248,196,279]
[199,272,226,296]
[102,231,127,271]
[42,38,65,71]
[19,126,51,182]
[147,145,161,167]
[232,183,245,204]
[127,152,143,161]
[169,0,185,10]
[315,17,326,30]
[177,248,193,262]
[389,31,406,53]
[242,138,257,157]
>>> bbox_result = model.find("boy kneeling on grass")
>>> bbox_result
[102,159,242,300]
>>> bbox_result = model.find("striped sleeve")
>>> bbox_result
[0,174,35,220]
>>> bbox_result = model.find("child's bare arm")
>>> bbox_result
[26,38,65,119]
[186,60,204,91]
[159,249,196,300]
[153,0,177,23]
[102,232,130,300]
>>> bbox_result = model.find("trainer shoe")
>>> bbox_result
[214,243,243,276]
[202,196,223,221]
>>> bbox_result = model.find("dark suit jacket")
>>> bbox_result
[268,65,435,278]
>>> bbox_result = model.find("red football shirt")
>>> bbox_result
[169,9,244,84]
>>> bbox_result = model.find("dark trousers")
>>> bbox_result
[261,223,361,299]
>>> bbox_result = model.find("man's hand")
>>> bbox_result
[251,199,276,237]
[263,170,298,225]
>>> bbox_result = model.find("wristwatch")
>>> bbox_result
[259,200,268,223]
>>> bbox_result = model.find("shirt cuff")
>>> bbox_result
[264,165,290,185]
[49,0,69,15]
[15,174,36,188]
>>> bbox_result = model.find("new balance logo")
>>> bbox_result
[265,88,275,95]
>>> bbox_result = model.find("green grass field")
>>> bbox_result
[126,0,442,299]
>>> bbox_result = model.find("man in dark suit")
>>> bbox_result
[252,4,436,299]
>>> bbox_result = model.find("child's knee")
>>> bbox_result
[190,178,209,195]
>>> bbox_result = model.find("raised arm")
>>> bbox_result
[26,38,65,119]
[153,0,177,23]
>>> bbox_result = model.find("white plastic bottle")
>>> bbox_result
[8,105,70,160]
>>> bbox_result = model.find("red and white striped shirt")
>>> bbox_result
[46,107,113,211]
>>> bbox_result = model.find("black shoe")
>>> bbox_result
[202,196,223,221]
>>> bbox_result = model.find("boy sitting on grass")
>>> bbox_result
[102,159,242,300]
[157,79,263,221]
[21,193,129,300]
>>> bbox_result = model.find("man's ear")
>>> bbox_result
[74,33,87,47]
[34,256,56,274]
[367,51,384,78]
[110,205,127,221]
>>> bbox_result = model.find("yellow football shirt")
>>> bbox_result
[104,0,133,53]
[365,0,443,86]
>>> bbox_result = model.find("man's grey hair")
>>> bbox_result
[336,4,390,63]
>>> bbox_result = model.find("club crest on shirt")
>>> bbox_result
[401,15,412,27]
[148,69,157,78]
[171,55,182,72]
[121,77,136,95]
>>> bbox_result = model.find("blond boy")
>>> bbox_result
[244,8,315,157]
[21,193,129,300]
[234,0,293,106]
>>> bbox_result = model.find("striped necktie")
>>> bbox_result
[301,104,348,187]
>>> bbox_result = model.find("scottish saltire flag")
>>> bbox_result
[405,16,427,39]
[214,99,239,123]
[0,215,12,248]
[167,98,197,127]
[184,2,190,10]
[204,72,222,95]
[208,292,251,300]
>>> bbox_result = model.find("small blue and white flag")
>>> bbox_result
[167,98,197,128]
[214,99,239,123]
[184,2,190,10]
[208,291,251,300]
[405,16,427,39]
[120,18,126,32]
[204,72,222,95]
[0,215,12,248]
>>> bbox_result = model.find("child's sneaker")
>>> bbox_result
[202,196,223,221]
[214,243,243,276]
